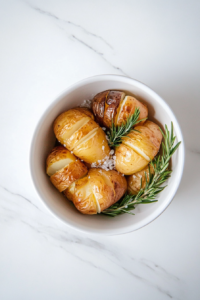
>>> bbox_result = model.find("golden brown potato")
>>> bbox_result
[115,144,149,175]
[72,127,110,164]
[65,118,98,151]
[73,107,94,120]
[103,91,125,128]
[127,164,154,195]
[72,168,127,215]
[115,96,148,126]
[92,91,148,128]
[92,90,109,125]
[54,109,111,164]
[50,159,88,192]
[115,121,162,175]
[46,146,76,176]
[63,182,75,201]
[54,109,90,146]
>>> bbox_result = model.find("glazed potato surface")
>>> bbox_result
[127,164,155,195]
[72,168,127,214]
[92,90,148,128]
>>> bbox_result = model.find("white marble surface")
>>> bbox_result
[0,0,200,299]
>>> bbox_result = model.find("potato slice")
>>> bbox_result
[123,122,161,160]
[103,91,125,127]
[53,109,90,145]
[65,119,98,151]
[122,129,155,161]
[115,144,149,175]
[92,90,110,125]
[73,127,110,164]
[73,107,94,120]
[63,182,75,201]
[127,164,155,195]
[115,95,148,126]
[93,168,127,204]
[100,169,127,202]
[46,146,76,176]
[88,169,115,212]
[50,160,88,192]
[73,177,98,214]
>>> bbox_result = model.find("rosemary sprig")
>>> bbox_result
[101,122,181,217]
[107,108,146,148]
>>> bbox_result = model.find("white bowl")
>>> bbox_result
[30,75,184,235]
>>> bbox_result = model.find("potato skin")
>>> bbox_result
[74,107,94,120]
[143,120,162,151]
[127,164,154,195]
[50,160,88,192]
[87,169,115,212]
[103,91,125,128]
[115,96,148,126]
[63,182,75,201]
[92,90,109,125]
[115,144,149,175]
[73,176,97,214]
[97,169,127,203]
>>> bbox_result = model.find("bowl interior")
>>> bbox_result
[30,75,184,235]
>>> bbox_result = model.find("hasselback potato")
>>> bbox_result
[115,120,162,175]
[65,168,127,215]
[46,146,88,192]
[53,108,110,164]
[92,90,148,128]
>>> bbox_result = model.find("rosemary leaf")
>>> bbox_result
[107,107,146,148]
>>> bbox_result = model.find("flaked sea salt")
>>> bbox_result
[109,149,114,155]
[80,98,93,108]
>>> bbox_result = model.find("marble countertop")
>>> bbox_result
[1,0,200,299]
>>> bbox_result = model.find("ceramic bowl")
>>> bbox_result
[30,75,184,235]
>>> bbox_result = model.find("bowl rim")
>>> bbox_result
[29,74,185,235]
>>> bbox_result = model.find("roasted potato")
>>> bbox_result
[72,168,127,214]
[115,144,149,175]
[127,164,154,195]
[103,91,125,127]
[92,90,109,125]
[46,146,76,176]
[115,95,148,126]
[53,109,110,164]
[50,159,88,192]
[73,107,94,120]
[63,182,75,201]
[115,121,162,175]
[92,90,148,128]
[46,146,88,192]
[72,127,110,164]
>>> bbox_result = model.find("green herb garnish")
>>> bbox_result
[107,108,146,148]
[102,122,181,217]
